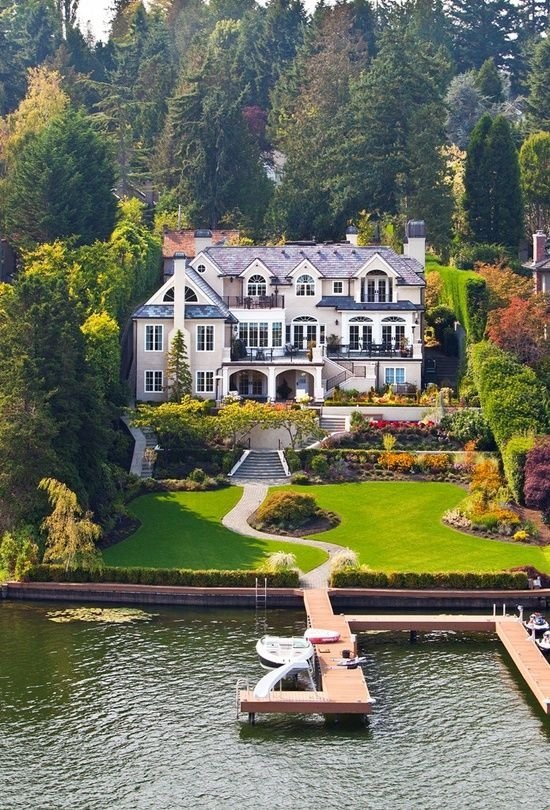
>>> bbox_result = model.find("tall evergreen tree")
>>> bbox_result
[166,329,192,402]
[526,34,550,131]
[447,0,518,73]
[463,113,493,243]
[475,58,504,104]
[2,108,116,246]
[463,113,522,248]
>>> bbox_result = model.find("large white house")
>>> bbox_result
[132,222,427,402]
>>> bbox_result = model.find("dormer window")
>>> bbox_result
[361,270,392,303]
[163,288,175,302]
[185,286,198,302]
[247,274,267,297]
[296,273,315,296]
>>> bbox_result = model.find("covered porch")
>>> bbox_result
[224,365,324,402]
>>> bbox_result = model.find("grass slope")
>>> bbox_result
[103,488,327,572]
[276,482,550,573]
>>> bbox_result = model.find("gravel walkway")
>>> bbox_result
[222,483,344,589]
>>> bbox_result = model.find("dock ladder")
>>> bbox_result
[255,577,267,610]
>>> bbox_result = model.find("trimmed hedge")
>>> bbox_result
[331,569,529,589]
[502,435,535,503]
[427,265,488,342]
[27,565,300,588]
[470,341,549,448]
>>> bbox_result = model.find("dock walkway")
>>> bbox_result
[238,589,373,717]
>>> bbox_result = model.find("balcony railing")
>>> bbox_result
[223,294,285,309]
[228,346,308,363]
[327,343,413,359]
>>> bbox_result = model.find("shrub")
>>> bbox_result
[188,468,207,483]
[310,454,329,477]
[290,472,310,485]
[440,409,495,449]
[470,342,549,449]
[380,451,415,472]
[429,264,488,342]
[285,448,301,473]
[453,242,512,270]
[262,551,298,573]
[255,491,318,531]
[524,437,550,515]
[331,567,528,589]
[502,435,535,503]
[27,564,300,587]
[513,530,528,542]
[329,548,359,573]
[419,453,452,473]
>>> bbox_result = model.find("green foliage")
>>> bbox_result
[331,568,529,590]
[502,435,536,503]
[2,108,116,247]
[285,448,301,473]
[526,34,550,132]
[256,490,318,531]
[519,131,550,234]
[310,454,329,477]
[475,58,503,104]
[470,341,549,449]
[427,265,488,342]
[0,526,39,581]
[166,329,192,402]
[81,312,120,398]
[39,477,103,572]
[290,472,310,485]
[440,409,495,450]
[27,564,300,588]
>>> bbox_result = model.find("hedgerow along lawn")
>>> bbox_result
[103,487,327,572]
[275,481,550,573]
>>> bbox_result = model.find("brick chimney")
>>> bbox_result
[533,231,547,263]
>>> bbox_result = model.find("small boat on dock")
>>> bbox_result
[256,635,314,669]
[304,628,341,644]
[523,613,549,637]
[536,631,550,656]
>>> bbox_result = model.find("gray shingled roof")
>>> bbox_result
[133,303,234,320]
[186,266,236,320]
[203,245,425,285]
[317,297,422,311]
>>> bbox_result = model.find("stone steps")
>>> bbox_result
[232,450,288,480]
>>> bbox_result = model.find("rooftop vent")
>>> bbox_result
[194,229,212,238]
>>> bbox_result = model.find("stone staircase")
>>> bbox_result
[319,414,347,432]
[140,427,159,478]
[231,450,289,481]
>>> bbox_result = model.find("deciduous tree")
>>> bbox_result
[39,477,102,571]
[486,294,550,367]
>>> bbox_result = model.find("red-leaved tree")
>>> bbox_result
[524,437,550,519]
[486,294,550,367]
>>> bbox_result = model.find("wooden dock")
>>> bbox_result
[238,591,550,720]
[238,589,374,718]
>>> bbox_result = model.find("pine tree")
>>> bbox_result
[485,116,523,248]
[526,34,550,131]
[463,113,493,243]
[166,330,192,402]
[520,131,550,234]
[475,58,504,104]
[447,0,518,73]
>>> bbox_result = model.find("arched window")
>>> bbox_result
[185,286,198,302]
[349,316,372,350]
[163,288,175,302]
[361,270,392,303]
[296,274,315,296]
[247,274,267,297]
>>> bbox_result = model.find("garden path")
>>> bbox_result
[221,483,344,588]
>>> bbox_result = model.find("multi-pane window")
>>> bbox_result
[296,274,315,296]
[349,324,372,350]
[247,274,267,297]
[196,371,214,393]
[163,288,174,302]
[197,325,214,351]
[362,274,392,303]
[144,370,163,393]
[333,281,343,294]
[385,368,405,385]
[185,286,198,302]
[382,319,405,347]
[272,322,283,347]
[238,322,269,348]
[145,324,163,351]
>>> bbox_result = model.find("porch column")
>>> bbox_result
[267,366,277,401]
[221,366,230,397]
[314,366,324,402]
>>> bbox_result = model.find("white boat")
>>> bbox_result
[304,628,341,644]
[523,613,549,637]
[536,631,550,655]
[256,635,314,669]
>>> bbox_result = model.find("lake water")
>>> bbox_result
[1,600,549,810]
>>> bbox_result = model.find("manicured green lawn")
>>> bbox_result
[275,482,550,573]
[103,487,327,572]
